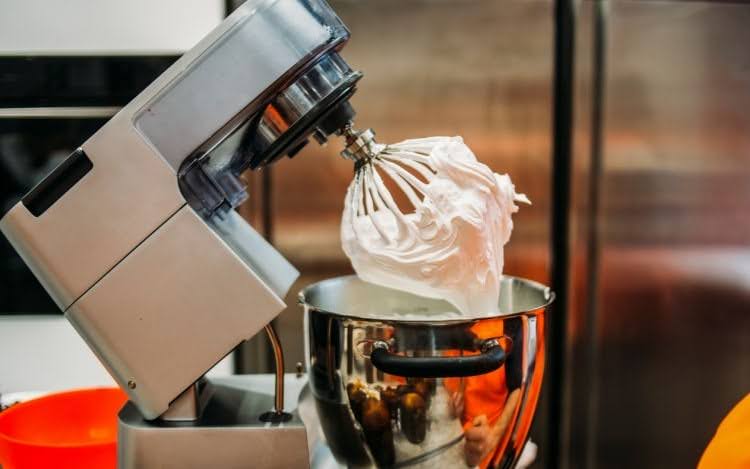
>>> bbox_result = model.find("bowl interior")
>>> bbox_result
[300,275,553,321]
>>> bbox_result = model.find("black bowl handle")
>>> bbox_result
[369,339,507,378]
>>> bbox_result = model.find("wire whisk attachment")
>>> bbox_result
[339,131,530,315]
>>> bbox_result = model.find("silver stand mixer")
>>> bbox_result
[0,0,372,467]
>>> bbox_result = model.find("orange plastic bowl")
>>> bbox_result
[0,387,127,469]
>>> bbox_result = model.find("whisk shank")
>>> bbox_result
[341,126,383,163]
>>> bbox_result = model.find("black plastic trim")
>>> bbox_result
[22,148,93,216]
[548,0,577,467]
[370,344,506,378]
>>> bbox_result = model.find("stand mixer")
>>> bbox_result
[0,0,372,466]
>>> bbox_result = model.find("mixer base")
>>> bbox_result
[117,375,309,469]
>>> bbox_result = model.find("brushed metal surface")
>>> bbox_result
[567,2,750,468]
[67,207,287,419]
[118,375,309,469]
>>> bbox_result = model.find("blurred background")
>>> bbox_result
[1,1,749,468]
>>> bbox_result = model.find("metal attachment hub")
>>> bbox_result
[341,126,384,163]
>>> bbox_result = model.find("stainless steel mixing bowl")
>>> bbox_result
[300,275,553,469]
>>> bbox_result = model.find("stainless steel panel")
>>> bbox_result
[68,206,286,419]
[118,375,309,469]
[569,2,750,468]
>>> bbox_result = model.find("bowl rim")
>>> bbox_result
[0,387,124,449]
[298,274,555,325]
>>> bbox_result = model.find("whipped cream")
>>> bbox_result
[341,136,529,316]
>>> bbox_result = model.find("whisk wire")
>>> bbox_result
[380,154,436,180]
[368,165,409,242]
[343,128,448,245]
[376,161,425,212]
[377,158,430,197]
[363,166,393,241]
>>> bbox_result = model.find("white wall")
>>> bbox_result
[0,316,234,394]
[0,316,115,394]
[0,0,225,54]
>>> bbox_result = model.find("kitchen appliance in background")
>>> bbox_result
[556,1,750,468]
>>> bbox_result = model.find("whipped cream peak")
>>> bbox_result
[341,136,528,316]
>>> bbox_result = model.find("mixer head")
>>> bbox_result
[179,50,363,220]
